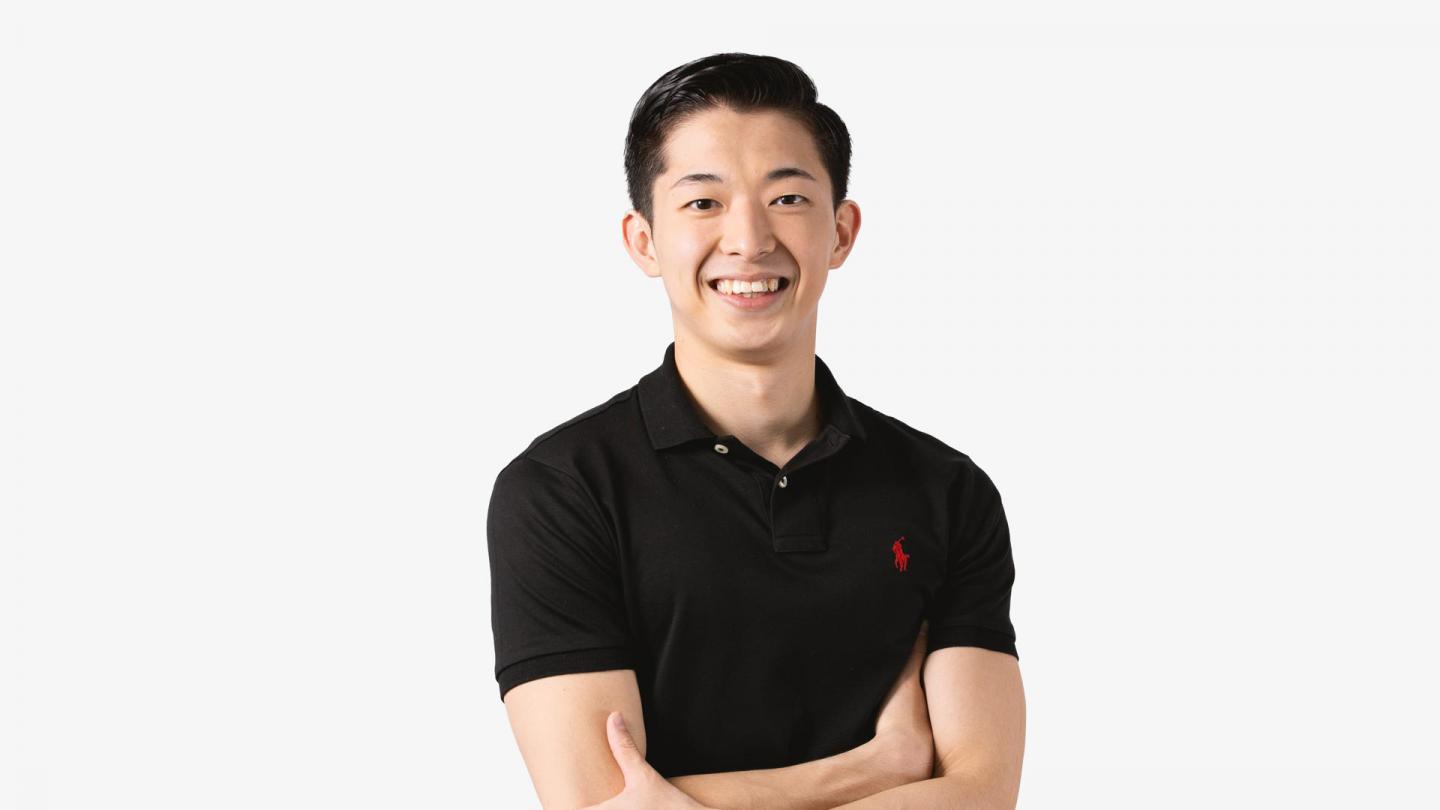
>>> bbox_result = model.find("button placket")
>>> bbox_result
[708,429,852,553]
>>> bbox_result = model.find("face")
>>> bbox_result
[623,106,860,358]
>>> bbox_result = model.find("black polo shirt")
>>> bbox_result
[487,341,1018,778]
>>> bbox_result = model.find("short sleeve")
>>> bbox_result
[487,454,636,701]
[926,460,1019,660]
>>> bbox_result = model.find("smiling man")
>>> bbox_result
[488,53,1025,810]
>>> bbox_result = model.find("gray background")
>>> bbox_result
[3,3,1437,808]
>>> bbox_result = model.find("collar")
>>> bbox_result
[638,341,868,451]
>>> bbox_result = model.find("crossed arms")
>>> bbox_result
[501,622,1026,810]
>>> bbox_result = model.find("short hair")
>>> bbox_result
[624,52,852,227]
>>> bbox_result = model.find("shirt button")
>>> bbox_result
[713,443,729,454]
[777,474,788,488]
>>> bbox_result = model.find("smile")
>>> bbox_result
[706,276,791,311]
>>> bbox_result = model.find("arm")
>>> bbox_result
[828,647,1026,809]
[504,623,938,810]
[503,669,650,810]
[504,669,877,810]
[665,726,915,810]
[665,620,936,810]
[504,670,928,810]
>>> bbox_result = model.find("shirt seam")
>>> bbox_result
[513,453,622,559]
[524,387,636,456]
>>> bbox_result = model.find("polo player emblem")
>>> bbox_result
[891,536,910,572]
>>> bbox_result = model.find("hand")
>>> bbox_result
[869,619,935,785]
[578,711,715,810]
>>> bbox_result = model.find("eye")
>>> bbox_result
[684,194,810,212]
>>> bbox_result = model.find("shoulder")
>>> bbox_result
[849,397,986,472]
[487,387,641,542]
[846,396,1005,511]
[493,384,640,489]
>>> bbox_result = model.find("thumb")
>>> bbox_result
[604,711,647,779]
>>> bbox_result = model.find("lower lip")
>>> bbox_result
[708,280,789,311]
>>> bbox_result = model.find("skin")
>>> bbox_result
[620,104,862,470]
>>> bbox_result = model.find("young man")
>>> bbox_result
[488,53,1025,809]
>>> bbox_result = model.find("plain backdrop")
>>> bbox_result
[2,3,1438,808]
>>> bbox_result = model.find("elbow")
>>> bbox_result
[936,767,1020,810]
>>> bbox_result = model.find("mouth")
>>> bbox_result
[705,276,791,311]
[706,277,791,295]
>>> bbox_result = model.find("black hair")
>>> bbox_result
[623,52,852,227]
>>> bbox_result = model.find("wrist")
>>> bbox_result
[826,735,902,802]
[764,742,891,810]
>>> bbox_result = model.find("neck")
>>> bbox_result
[671,333,821,468]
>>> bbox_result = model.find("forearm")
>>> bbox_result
[826,772,1011,810]
[665,739,894,810]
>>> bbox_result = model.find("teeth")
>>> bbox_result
[716,278,782,295]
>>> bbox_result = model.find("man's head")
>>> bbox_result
[621,53,861,359]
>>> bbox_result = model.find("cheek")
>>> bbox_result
[662,237,710,273]
[788,223,835,268]
[798,273,828,301]
[652,234,706,284]
[656,222,707,253]
[794,255,831,299]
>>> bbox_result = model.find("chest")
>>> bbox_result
[612,450,951,664]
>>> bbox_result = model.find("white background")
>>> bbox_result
[3,3,1438,808]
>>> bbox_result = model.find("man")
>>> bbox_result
[488,52,1025,809]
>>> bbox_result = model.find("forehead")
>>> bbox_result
[659,106,823,187]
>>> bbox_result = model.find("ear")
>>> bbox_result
[828,198,861,270]
[621,210,662,279]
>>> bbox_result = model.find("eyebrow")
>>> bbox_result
[670,166,818,190]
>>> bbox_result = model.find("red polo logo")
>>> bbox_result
[891,536,910,572]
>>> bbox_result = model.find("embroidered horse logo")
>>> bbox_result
[891,536,910,572]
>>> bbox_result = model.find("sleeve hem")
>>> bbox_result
[927,624,1018,661]
[496,645,635,702]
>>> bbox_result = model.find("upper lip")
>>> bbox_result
[706,273,789,286]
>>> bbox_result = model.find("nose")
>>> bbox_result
[718,197,776,262]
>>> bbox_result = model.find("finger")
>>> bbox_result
[605,710,646,780]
